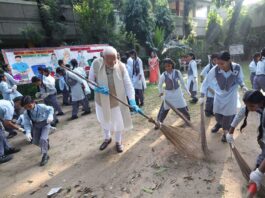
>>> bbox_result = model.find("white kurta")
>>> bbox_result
[201,65,245,116]
[132,57,147,90]
[73,67,91,95]
[200,64,216,98]
[159,70,188,110]
[89,62,135,132]
[187,60,198,92]
[66,71,85,102]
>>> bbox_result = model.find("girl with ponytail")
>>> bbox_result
[226,90,265,189]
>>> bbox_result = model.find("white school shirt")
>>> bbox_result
[159,70,188,110]
[256,58,265,75]
[201,64,245,116]
[132,57,147,90]
[200,64,216,98]
[249,60,257,73]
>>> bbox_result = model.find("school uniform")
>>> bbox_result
[89,58,134,144]
[132,57,146,106]
[23,104,54,155]
[64,71,90,117]
[200,64,216,116]
[157,69,190,123]
[0,100,15,157]
[201,63,245,131]
[0,81,22,101]
[187,60,198,101]
[58,76,71,105]
[38,75,63,115]
[249,60,257,88]
[231,107,265,166]
[73,67,91,110]
[254,58,265,91]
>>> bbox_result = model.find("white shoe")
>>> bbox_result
[49,127,57,134]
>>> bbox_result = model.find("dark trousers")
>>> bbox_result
[0,128,11,156]
[135,89,144,106]
[189,81,197,100]
[215,113,235,131]
[44,94,63,114]
[157,102,190,123]
[62,88,71,105]
[32,120,49,155]
[250,72,255,88]
[253,75,265,91]
[72,96,90,117]
[205,97,214,116]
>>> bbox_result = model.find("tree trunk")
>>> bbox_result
[183,0,192,38]
[224,0,244,48]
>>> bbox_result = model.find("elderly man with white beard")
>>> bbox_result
[89,46,142,153]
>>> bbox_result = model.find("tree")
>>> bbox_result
[124,0,155,47]
[183,0,196,38]
[74,0,115,43]
[154,5,174,38]
[20,25,45,47]
[205,10,223,49]
[224,0,244,47]
[36,0,66,46]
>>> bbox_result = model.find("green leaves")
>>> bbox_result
[74,0,114,43]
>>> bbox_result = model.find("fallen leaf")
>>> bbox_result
[142,188,153,194]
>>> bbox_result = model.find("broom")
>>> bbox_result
[61,66,203,158]
[229,143,265,197]
[164,100,209,156]
[200,103,209,155]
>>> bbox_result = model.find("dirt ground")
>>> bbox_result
[0,85,262,198]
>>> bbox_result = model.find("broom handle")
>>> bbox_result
[247,183,257,198]
[164,99,194,129]
[61,66,157,125]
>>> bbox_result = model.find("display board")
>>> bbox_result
[1,44,108,84]
[229,44,244,55]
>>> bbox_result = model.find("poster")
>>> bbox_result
[229,44,244,55]
[1,44,108,84]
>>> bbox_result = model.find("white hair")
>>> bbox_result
[103,46,117,57]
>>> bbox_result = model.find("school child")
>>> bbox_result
[253,48,265,92]
[0,98,22,163]
[249,52,260,88]
[71,59,91,110]
[155,58,191,129]
[31,76,62,126]
[58,74,71,106]
[200,53,218,117]
[0,74,22,101]
[130,50,146,106]
[56,67,91,120]
[226,90,265,189]
[200,51,248,142]
[186,53,198,103]
[2,64,22,93]
[20,96,53,166]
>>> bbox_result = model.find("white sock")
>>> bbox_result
[103,129,111,140]
[115,131,122,144]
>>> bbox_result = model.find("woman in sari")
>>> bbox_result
[148,52,160,84]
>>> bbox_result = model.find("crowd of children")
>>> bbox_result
[1,46,265,191]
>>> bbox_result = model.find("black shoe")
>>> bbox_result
[5,148,21,155]
[7,132,17,139]
[48,139,50,150]
[154,125,159,130]
[99,138,112,151]
[81,110,91,116]
[221,134,227,143]
[69,115,78,121]
[40,154,49,166]
[205,112,213,117]
[56,112,64,116]
[190,98,198,104]
[0,155,13,164]
[116,143,123,153]
[211,123,222,133]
